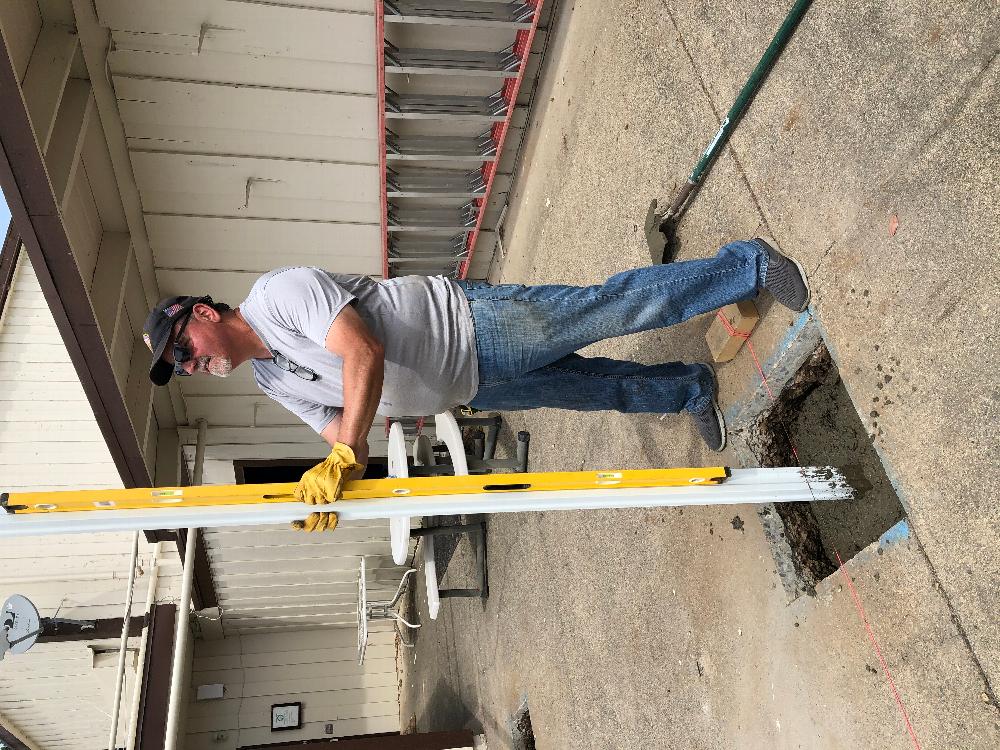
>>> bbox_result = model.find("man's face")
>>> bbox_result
[164,303,234,378]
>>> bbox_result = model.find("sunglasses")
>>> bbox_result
[273,351,318,381]
[172,311,195,377]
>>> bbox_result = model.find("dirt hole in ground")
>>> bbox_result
[748,344,906,586]
[511,702,536,750]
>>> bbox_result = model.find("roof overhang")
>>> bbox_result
[0,32,152,490]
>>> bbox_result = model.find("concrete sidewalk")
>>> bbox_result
[400,1,999,747]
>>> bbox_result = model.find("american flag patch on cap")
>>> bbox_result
[164,303,184,317]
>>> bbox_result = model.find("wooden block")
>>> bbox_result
[706,300,759,362]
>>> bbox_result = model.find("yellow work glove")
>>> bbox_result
[290,442,362,533]
[294,511,340,533]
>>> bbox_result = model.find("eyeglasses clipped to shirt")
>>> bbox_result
[272,351,319,381]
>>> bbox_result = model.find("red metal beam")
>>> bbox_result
[460,0,545,278]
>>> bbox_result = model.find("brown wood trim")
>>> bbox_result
[176,528,219,611]
[0,33,151,491]
[136,604,176,750]
[38,614,145,642]
[0,724,32,750]
[0,222,19,317]
[239,732,473,750]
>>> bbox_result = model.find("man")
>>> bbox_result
[144,238,809,530]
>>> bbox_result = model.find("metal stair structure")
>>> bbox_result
[377,0,545,279]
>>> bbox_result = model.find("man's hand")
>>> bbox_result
[293,512,339,533]
[291,442,362,533]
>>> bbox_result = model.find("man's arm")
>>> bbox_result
[322,303,384,466]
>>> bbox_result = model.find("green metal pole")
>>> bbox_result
[657,0,813,256]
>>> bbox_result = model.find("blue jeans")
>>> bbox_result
[457,240,767,414]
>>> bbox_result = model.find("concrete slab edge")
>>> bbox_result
[725,307,823,428]
[727,308,825,600]
[806,314,916,520]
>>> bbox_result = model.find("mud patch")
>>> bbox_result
[743,344,906,595]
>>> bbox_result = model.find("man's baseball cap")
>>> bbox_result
[143,295,212,386]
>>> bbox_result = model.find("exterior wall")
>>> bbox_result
[0,0,170,484]
[0,535,182,750]
[0,254,122,491]
[185,626,399,749]
[0,251,183,748]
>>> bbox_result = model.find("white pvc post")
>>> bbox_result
[163,419,207,750]
[163,528,195,750]
[106,530,140,750]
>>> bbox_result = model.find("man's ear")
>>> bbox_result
[192,302,222,323]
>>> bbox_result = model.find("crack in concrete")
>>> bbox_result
[907,524,1000,711]
[811,240,836,279]
[917,48,998,156]
[657,0,774,237]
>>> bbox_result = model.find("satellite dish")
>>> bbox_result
[1,594,42,658]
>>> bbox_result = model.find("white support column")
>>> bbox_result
[163,419,208,750]
[163,527,195,750]
[106,531,140,750]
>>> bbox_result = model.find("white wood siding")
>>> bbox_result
[0,255,123,491]
[201,521,410,633]
[0,538,182,750]
[0,250,183,749]
[185,626,399,748]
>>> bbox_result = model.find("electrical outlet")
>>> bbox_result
[325,723,335,735]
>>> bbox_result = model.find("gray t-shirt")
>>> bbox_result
[239,267,478,432]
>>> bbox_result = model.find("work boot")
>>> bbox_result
[688,365,726,452]
[758,236,811,312]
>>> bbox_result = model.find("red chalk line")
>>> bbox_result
[716,309,922,749]
[835,550,923,750]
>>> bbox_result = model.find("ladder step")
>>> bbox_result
[387,226,476,233]
[386,167,486,197]
[388,257,467,268]
[385,133,498,161]
[385,46,521,77]
[390,239,468,256]
[384,0,535,29]
[385,92,509,120]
